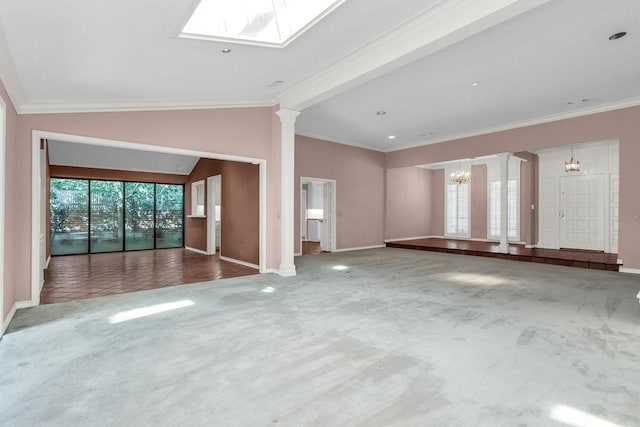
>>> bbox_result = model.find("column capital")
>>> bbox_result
[496,152,512,160]
[276,108,301,123]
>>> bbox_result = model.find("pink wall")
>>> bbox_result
[430,169,445,236]
[185,159,259,265]
[470,164,487,240]
[1,81,18,320]
[386,106,640,267]
[11,103,282,304]
[295,135,385,253]
[385,167,433,240]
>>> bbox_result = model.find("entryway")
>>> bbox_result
[300,177,336,254]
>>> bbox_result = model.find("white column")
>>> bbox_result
[498,153,511,254]
[276,108,300,276]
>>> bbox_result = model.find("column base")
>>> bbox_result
[498,242,509,254]
[278,264,297,277]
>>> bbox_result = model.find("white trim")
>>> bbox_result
[294,252,302,256]
[0,95,5,334]
[385,235,434,242]
[219,256,259,270]
[2,301,32,335]
[620,268,640,275]
[45,255,51,269]
[300,177,337,254]
[525,244,537,249]
[206,175,221,255]
[296,132,385,152]
[263,268,280,275]
[32,131,269,306]
[259,161,267,273]
[185,246,209,255]
[17,99,278,115]
[381,96,640,153]
[617,258,623,265]
[333,245,385,252]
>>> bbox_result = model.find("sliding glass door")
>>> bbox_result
[90,180,124,253]
[156,184,184,249]
[50,179,89,255]
[50,178,184,255]
[125,182,155,251]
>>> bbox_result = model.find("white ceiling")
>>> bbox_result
[48,140,200,175]
[0,0,442,107]
[1,0,638,154]
[297,0,640,151]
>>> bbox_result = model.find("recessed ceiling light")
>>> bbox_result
[421,132,434,136]
[388,135,396,140]
[376,111,387,116]
[566,101,574,105]
[581,98,591,103]
[471,82,479,87]
[221,48,231,53]
[609,31,627,40]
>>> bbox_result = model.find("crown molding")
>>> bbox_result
[295,131,385,152]
[16,98,278,115]
[384,96,640,153]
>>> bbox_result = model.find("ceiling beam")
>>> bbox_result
[277,0,551,111]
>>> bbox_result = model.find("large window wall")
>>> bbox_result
[50,178,184,255]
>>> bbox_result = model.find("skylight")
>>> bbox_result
[180,0,346,47]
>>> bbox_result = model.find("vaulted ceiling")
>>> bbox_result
[1,0,638,153]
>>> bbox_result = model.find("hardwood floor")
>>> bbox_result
[302,241,323,255]
[41,249,258,304]
[386,238,619,271]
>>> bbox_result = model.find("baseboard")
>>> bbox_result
[617,258,623,265]
[619,267,640,275]
[184,246,209,255]
[2,300,32,335]
[219,256,259,270]
[525,244,537,249]
[333,244,385,252]
[45,255,51,269]
[294,252,302,256]
[384,235,434,242]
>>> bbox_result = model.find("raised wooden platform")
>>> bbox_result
[386,238,619,271]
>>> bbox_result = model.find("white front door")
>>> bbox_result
[560,174,605,251]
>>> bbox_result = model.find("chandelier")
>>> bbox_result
[564,145,580,173]
[450,161,470,185]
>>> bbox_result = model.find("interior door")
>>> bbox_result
[320,183,331,251]
[560,175,604,250]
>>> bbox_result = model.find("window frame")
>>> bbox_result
[444,166,471,238]
[486,158,521,242]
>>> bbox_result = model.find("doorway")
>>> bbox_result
[32,131,268,306]
[207,175,221,255]
[538,140,618,254]
[300,177,336,254]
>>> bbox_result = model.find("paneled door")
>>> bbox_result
[560,174,605,251]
